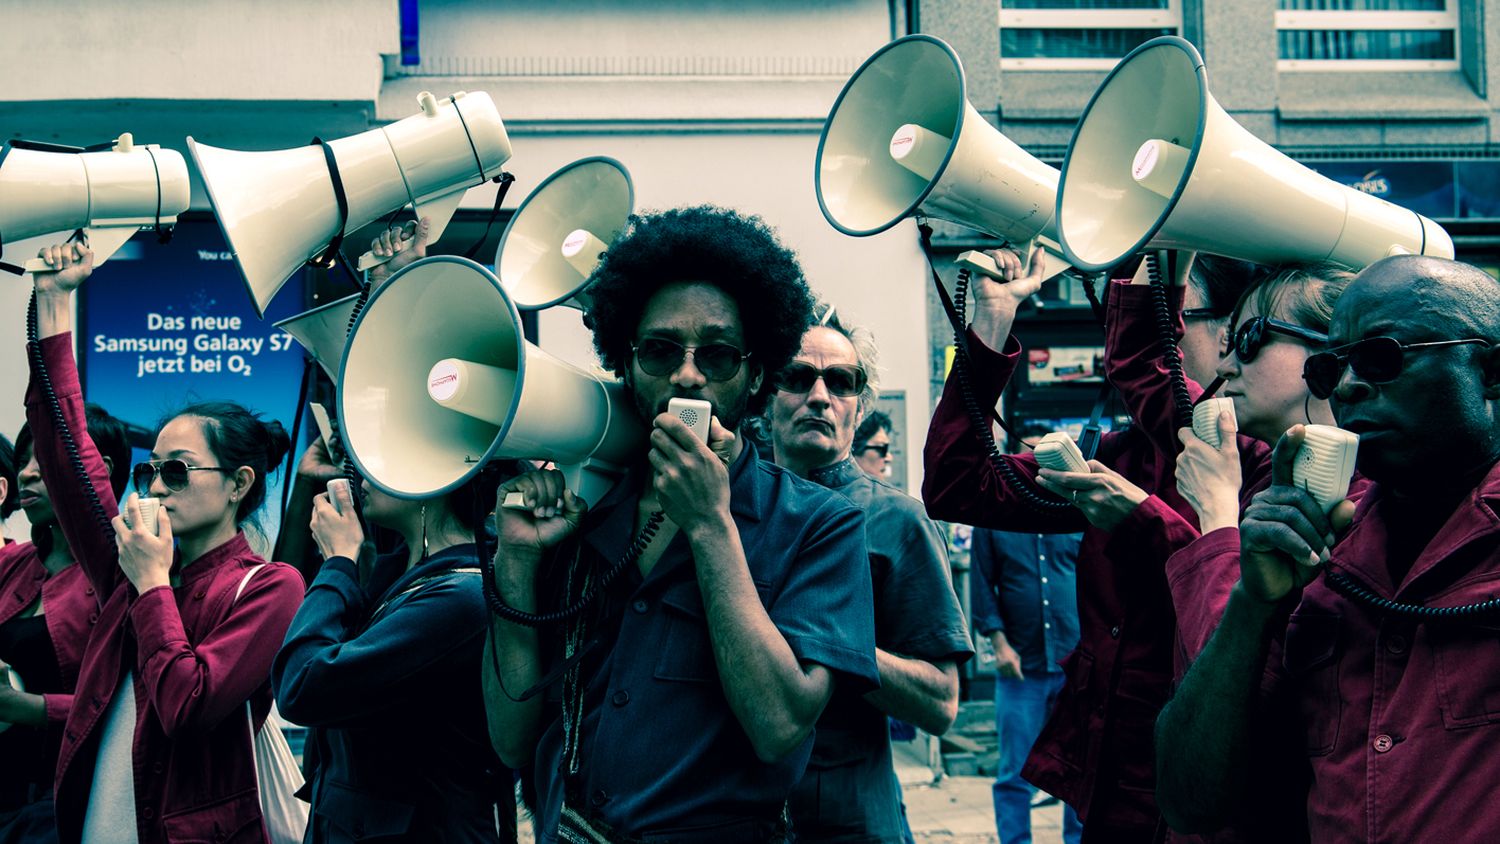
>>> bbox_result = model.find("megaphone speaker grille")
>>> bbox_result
[1057,37,1207,272]
[815,35,965,236]
[339,256,524,498]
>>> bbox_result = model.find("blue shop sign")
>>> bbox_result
[1305,161,1457,220]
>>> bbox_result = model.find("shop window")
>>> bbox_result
[999,0,1181,71]
[1277,0,1459,71]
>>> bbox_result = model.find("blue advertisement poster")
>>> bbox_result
[1305,161,1457,221]
[79,219,312,549]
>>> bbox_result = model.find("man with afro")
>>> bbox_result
[482,206,879,842]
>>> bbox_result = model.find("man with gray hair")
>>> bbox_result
[770,305,973,841]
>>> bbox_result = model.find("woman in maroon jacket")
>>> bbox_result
[25,242,304,844]
[0,406,131,841]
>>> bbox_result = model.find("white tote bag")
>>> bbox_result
[234,564,310,844]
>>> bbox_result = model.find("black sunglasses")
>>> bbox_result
[132,459,232,494]
[1302,336,1492,400]
[1225,316,1328,364]
[632,338,750,382]
[773,362,868,398]
[861,442,890,457]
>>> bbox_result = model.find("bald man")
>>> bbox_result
[1154,256,1500,842]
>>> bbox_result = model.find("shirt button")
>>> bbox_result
[1041,576,1048,583]
[1044,622,1051,629]
[1110,626,1121,638]
[85,587,95,596]
[611,690,630,707]
[632,599,648,614]
[1042,599,1050,607]
[1373,734,1394,753]
[88,613,98,625]
[591,789,609,807]
[1385,635,1408,655]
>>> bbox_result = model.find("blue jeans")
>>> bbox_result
[993,673,1083,844]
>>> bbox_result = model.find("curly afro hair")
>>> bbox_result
[586,205,815,415]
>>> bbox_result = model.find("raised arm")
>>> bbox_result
[25,243,123,597]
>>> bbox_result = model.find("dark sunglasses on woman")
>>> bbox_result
[773,362,868,398]
[132,459,233,494]
[861,442,890,457]
[1302,335,1492,400]
[1225,316,1328,364]
[632,338,750,382]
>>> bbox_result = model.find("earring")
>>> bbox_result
[420,503,429,559]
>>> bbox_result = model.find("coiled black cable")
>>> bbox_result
[1325,568,1500,621]
[1146,252,1194,429]
[27,293,116,543]
[950,268,1072,512]
[481,511,666,627]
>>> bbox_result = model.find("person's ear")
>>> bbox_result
[746,360,763,396]
[101,455,114,477]
[1481,343,1500,400]
[0,476,8,510]
[231,467,256,503]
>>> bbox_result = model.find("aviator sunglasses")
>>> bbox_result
[861,442,891,457]
[1302,335,1492,400]
[133,459,233,494]
[1225,315,1328,364]
[773,362,868,398]
[632,338,750,382]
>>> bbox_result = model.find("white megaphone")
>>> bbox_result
[274,293,362,384]
[815,35,1069,279]
[497,157,633,311]
[338,256,645,502]
[0,134,190,274]
[189,90,513,319]
[1057,36,1454,273]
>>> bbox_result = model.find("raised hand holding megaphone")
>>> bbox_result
[815,35,1070,281]
[1057,36,1453,273]
[0,133,189,275]
[190,90,512,318]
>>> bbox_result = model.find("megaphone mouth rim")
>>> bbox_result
[1056,35,1209,273]
[497,155,635,311]
[188,136,282,321]
[338,254,528,500]
[815,34,966,237]
[271,291,365,330]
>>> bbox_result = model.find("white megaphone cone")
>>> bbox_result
[1057,36,1453,273]
[338,256,645,502]
[0,134,190,274]
[815,35,1070,279]
[274,293,362,384]
[497,157,634,311]
[189,90,512,319]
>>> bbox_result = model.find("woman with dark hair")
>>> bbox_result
[0,365,132,839]
[274,465,518,843]
[273,219,514,843]
[22,242,305,844]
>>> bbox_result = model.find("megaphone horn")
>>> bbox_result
[338,256,644,502]
[189,89,513,319]
[273,293,362,385]
[1057,36,1453,273]
[815,35,1070,279]
[0,133,190,274]
[497,156,634,311]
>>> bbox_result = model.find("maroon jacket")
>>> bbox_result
[28,333,303,844]
[1251,462,1500,841]
[924,326,1193,831]
[0,543,92,722]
